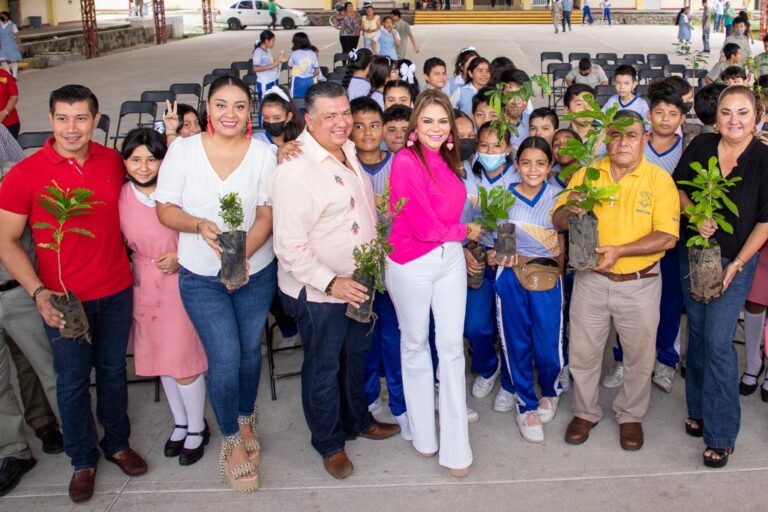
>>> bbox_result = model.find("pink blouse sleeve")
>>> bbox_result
[389,150,467,244]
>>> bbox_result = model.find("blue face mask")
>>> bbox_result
[477,152,507,173]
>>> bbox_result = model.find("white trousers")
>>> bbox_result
[385,243,472,469]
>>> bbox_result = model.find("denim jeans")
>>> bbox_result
[280,288,374,458]
[364,290,406,417]
[179,260,276,437]
[680,249,757,449]
[44,286,132,470]
[714,14,723,32]
[702,30,711,52]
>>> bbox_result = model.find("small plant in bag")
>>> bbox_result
[677,156,741,303]
[557,96,634,270]
[218,192,248,289]
[485,75,553,144]
[346,185,406,323]
[466,186,516,289]
[34,181,103,342]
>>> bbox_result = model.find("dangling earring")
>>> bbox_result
[245,117,253,138]
[446,133,454,151]
[407,131,418,147]
[206,117,215,135]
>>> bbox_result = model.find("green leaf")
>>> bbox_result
[37,242,57,251]
[32,221,56,230]
[65,227,95,238]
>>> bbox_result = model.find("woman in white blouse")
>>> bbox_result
[156,76,276,493]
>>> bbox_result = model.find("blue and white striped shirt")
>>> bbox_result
[507,181,562,258]
[603,94,650,120]
[360,151,393,197]
[643,135,682,175]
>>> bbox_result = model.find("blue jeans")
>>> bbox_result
[562,10,572,31]
[680,249,758,449]
[714,14,723,32]
[364,291,406,417]
[464,263,514,392]
[280,288,374,458]
[179,261,276,437]
[582,6,593,24]
[44,287,132,470]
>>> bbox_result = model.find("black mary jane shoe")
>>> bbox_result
[164,425,187,458]
[761,385,768,403]
[739,373,760,396]
[178,420,210,466]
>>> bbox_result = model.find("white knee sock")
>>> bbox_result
[160,375,188,441]
[10,62,17,78]
[0,61,9,74]
[177,375,207,450]
[742,310,766,385]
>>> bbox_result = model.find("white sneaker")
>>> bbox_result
[394,413,412,441]
[492,388,516,412]
[537,396,559,424]
[559,365,571,392]
[466,406,480,424]
[368,397,383,415]
[652,361,676,393]
[601,362,624,389]
[472,365,501,398]
[516,411,544,443]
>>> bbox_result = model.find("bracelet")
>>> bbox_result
[31,285,46,303]
[466,224,472,239]
[195,218,206,233]
[325,276,338,295]
[734,256,745,272]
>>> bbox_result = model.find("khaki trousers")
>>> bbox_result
[569,268,661,424]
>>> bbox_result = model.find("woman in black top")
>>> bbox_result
[673,85,768,468]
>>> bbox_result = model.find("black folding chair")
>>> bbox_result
[663,64,686,77]
[95,114,110,146]
[684,68,707,80]
[265,320,302,401]
[551,68,571,110]
[647,53,668,63]
[140,90,176,107]
[230,60,251,76]
[111,101,157,149]
[320,66,330,78]
[212,67,238,77]
[623,53,646,64]
[640,68,665,83]
[568,52,590,63]
[17,131,53,152]
[597,93,613,107]
[327,71,346,83]
[242,74,261,121]
[292,98,306,113]
[596,52,618,64]
[636,84,650,99]
[170,83,202,109]
[647,55,670,68]
[540,51,564,74]
[279,61,291,86]
[332,52,348,68]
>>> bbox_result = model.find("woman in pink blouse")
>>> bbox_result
[385,89,481,477]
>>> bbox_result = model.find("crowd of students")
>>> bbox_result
[3,13,768,504]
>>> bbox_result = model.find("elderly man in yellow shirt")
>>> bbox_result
[552,110,680,452]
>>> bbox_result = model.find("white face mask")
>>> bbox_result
[735,28,745,36]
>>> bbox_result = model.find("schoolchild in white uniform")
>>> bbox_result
[287,32,319,99]
[602,65,650,120]
[494,136,565,443]
[344,48,374,101]
[448,48,479,96]
[452,57,491,116]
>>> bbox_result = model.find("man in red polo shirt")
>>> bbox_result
[0,85,146,503]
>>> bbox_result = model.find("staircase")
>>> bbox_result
[414,9,581,24]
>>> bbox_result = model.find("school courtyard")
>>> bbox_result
[5,23,768,512]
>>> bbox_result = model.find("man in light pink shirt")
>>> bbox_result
[271,82,399,480]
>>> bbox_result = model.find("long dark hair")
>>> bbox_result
[406,89,462,179]
[291,32,312,51]
[453,48,479,79]
[255,30,275,49]
[342,48,373,89]
[368,56,392,92]
[260,90,305,142]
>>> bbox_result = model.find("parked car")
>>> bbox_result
[216,1,309,31]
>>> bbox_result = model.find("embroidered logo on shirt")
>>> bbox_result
[350,197,356,209]
[351,222,360,235]
[334,175,345,187]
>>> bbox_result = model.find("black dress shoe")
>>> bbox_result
[762,386,768,403]
[0,457,36,497]
[35,424,64,454]
[164,425,187,457]
[179,420,210,466]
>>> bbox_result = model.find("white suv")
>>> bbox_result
[216,1,309,31]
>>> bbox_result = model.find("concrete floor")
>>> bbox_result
[4,24,768,512]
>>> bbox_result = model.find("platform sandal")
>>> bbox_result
[219,435,259,493]
[703,446,734,468]
[685,418,703,438]
[238,413,261,467]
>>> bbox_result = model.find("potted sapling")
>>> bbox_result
[218,192,248,289]
[347,186,406,323]
[34,181,102,342]
[677,156,741,303]
[467,186,516,289]
[557,96,633,270]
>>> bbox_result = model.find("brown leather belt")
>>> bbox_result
[596,263,659,282]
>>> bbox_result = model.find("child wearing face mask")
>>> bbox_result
[493,136,565,444]
[465,122,518,414]
[253,87,303,151]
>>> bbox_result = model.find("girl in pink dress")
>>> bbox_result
[118,128,209,466]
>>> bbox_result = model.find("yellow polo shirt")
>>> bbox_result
[553,157,680,274]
